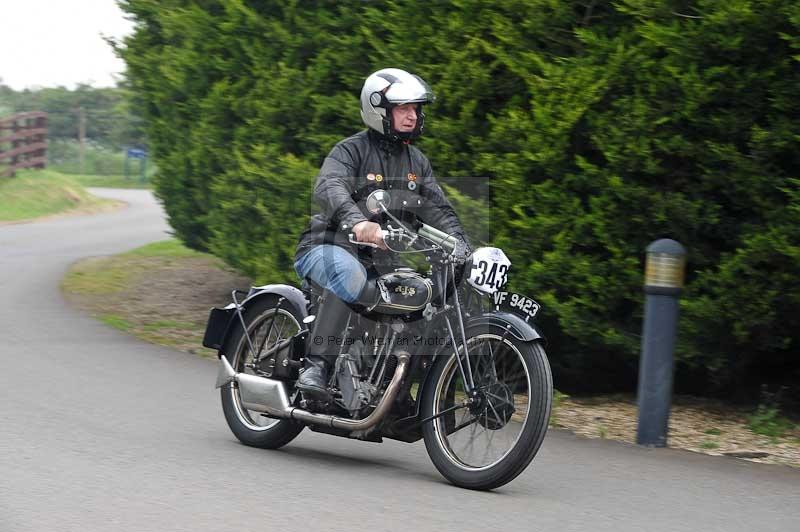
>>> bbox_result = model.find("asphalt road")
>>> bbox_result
[1,189,798,532]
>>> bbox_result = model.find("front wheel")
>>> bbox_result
[421,328,552,490]
[220,296,305,449]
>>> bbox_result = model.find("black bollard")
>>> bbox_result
[636,239,687,447]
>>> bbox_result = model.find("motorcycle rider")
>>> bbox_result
[293,67,470,401]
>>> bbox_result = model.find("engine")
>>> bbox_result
[334,331,401,415]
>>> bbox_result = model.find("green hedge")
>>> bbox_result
[119,0,800,403]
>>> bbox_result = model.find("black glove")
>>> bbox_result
[452,238,472,265]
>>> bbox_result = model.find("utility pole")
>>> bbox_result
[77,106,86,174]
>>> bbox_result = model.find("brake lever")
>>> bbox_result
[385,224,418,246]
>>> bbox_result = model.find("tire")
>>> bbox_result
[421,326,552,490]
[220,296,305,449]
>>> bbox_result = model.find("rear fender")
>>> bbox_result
[202,284,308,356]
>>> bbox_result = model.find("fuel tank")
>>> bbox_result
[371,269,433,315]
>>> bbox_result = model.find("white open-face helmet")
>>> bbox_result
[360,68,435,140]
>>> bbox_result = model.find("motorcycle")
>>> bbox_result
[202,189,553,490]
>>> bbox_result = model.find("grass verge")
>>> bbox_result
[747,404,796,441]
[0,169,117,222]
[63,173,151,189]
[61,238,251,356]
[552,394,800,467]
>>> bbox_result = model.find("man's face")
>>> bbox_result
[391,103,418,133]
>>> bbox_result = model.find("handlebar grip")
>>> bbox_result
[418,223,458,253]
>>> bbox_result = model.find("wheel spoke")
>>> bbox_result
[275,315,288,343]
[486,398,505,427]
[482,410,493,463]
[485,341,503,380]
[485,416,497,447]
[500,368,527,384]
[464,418,478,459]
[485,391,516,409]
[254,316,276,362]
[449,415,479,434]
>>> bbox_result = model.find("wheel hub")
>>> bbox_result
[474,382,515,430]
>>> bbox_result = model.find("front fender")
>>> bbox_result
[202,284,308,354]
[465,311,545,343]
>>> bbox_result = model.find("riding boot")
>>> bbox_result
[355,276,385,309]
[296,355,331,401]
[297,289,352,401]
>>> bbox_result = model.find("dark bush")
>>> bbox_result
[119,0,800,402]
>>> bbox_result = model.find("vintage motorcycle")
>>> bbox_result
[202,189,553,490]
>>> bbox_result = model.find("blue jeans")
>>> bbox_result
[294,245,367,303]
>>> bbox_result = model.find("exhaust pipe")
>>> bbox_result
[216,352,411,432]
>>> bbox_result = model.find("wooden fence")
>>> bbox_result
[0,112,48,177]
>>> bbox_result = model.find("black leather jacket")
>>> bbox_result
[295,130,469,268]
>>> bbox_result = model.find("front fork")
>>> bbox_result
[440,262,476,394]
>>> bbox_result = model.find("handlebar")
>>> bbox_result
[349,222,461,257]
[347,189,467,262]
[417,223,459,254]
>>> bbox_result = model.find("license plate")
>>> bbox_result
[492,291,541,320]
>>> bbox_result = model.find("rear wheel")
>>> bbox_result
[421,328,552,490]
[220,296,305,449]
